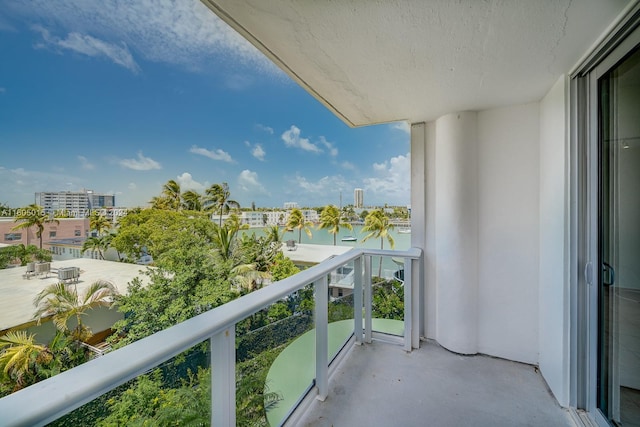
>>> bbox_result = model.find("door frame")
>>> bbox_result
[571,5,640,425]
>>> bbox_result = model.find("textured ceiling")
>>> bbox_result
[204,0,631,126]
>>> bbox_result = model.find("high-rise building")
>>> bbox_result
[354,188,364,208]
[284,202,299,209]
[35,190,115,216]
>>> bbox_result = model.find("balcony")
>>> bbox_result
[0,247,570,426]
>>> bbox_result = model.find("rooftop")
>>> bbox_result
[282,243,353,266]
[0,258,151,333]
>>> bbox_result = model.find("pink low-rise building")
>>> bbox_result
[0,217,90,250]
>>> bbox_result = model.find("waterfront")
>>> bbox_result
[243,224,411,277]
[243,224,411,250]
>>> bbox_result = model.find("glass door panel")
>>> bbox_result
[598,46,640,427]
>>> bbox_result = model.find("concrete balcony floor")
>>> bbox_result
[295,339,574,427]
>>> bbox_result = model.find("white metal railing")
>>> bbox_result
[0,247,422,426]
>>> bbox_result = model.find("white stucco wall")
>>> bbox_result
[477,103,540,364]
[538,76,569,406]
[434,112,479,355]
[419,107,542,361]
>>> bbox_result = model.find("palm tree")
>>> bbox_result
[89,212,111,236]
[361,209,395,277]
[149,195,172,210]
[162,179,182,211]
[286,208,313,243]
[225,213,249,234]
[81,235,111,260]
[0,331,47,390]
[264,225,285,245]
[181,190,204,211]
[12,204,59,249]
[33,281,118,342]
[205,182,240,225]
[230,263,271,293]
[318,204,353,245]
[212,224,236,261]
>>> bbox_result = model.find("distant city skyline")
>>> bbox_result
[0,1,410,209]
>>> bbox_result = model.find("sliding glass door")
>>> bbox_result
[594,39,640,427]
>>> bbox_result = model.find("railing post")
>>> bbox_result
[404,258,413,352]
[414,254,422,349]
[315,276,329,401]
[364,255,372,343]
[354,256,363,344]
[211,325,235,426]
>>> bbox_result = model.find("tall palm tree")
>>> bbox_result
[149,195,172,210]
[81,235,111,260]
[264,225,285,245]
[33,281,118,342]
[361,209,395,277]
[212,224,236,261]
[12,204,59,249]
[286,208,313,243]
[318,204,353,245]
[0,331,47,390]
[162,179,182,211]
[181,190,204,211]
[224,213,249,234]
[205,182,240,225]
[89,212,111,236]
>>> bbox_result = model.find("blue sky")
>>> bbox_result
[0,0,409,209]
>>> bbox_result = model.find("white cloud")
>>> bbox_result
[190,145,234,163]
[128,182,137,190]
[341,161,356,170]
[176,172,207,192]
[281,125,322,154]
[32,25,140,73]
[251,144,266,161]
[294,174,350,194]
[0,87,5,93]
[255,124,274,134]
[373,162,388,172]
[119,151,161,171]
[77,155,95,170]
[319,136,338,157]
[363,153,411,205]
[390,121,410,134]
[14,0,280,76]
[238,169,269,195]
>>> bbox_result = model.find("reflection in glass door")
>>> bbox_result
[598,46,640,426]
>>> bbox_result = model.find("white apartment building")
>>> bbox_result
[239,211,266,228]
[35,190,115,216]
[353,188,363,208]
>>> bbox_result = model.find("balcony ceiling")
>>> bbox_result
[203,0,631,126]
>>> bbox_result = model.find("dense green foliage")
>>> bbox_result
[110,209,216,262]
[0,331,89,397]
[108,246,236,348]
[0,244,51,269]
[372,280,404,320]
